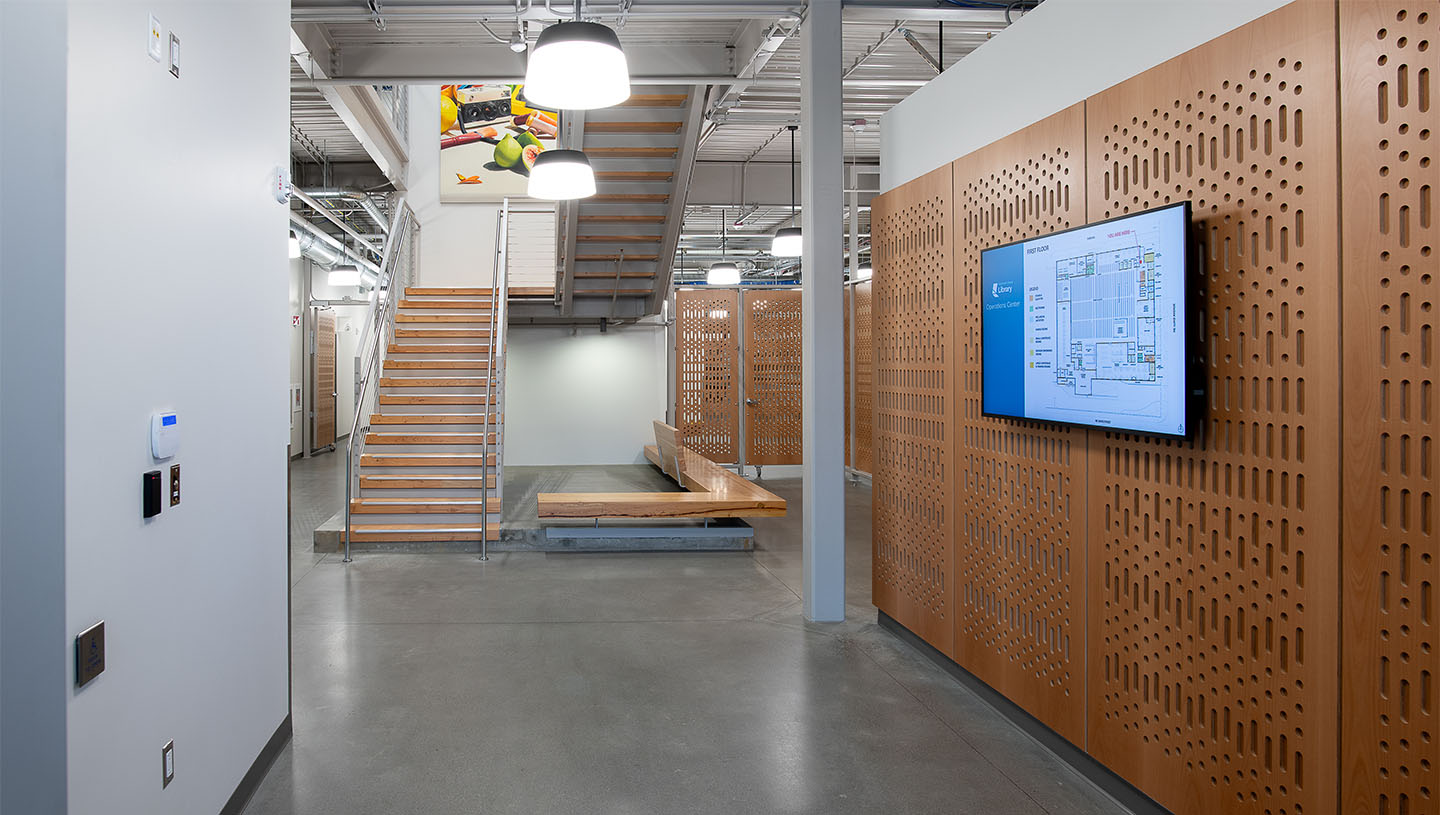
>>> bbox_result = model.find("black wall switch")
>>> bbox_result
[169,464,180,506]
[143,470,162,518]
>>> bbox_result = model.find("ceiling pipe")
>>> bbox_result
[302,187,390,234]
[289,213,382,275]
[291,189,384,258]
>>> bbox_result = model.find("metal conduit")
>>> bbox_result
[302,187,390,234]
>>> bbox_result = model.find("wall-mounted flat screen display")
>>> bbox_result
[981,201,1194,437]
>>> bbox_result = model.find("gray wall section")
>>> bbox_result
[1,1,69,812]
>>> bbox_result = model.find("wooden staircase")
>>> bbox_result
[347,286,503,546]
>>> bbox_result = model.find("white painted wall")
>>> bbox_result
[1,1,69,810]
[408,85,501,287]
[505,324,669,465]
[64,2,290,813]
[881,0,1294,191]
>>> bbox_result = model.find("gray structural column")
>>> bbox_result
[800,0,845,622]
[1,0,69,810]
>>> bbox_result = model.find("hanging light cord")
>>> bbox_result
[789,125,798,225]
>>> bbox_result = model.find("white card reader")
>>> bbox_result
[150,412,180,459]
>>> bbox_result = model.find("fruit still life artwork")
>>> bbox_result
[439,84,560,202]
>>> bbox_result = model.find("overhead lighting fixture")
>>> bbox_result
[708,207,740,285]
[508,31,528,52]
[771,227,801,258]
[523,5,630,110]
[772,125,801,257]
[288,234,301,259]
[328,265,362,287]
[527,149,596,200]
[707,263,740,286]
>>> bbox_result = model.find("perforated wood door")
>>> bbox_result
[952,104,1089,745]
[1085,5,1341,813]
[840,287,846,469]
[675,288,740,463]
[872,164,957,654]
[1339,4,1438,813]
[853,280,875,474]
[744,289,803,466]
[314,309,336,448]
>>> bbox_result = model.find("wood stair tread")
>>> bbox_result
[509,286,555,297]
[596,171,673,181]
[384,360,493,369]
[397,314,497,323]
[585,147,677,157]
[360,475,497,488]
[578,215,666,223]
[360,453,497,465]
[370,414,499,424]
[405,288,494,296]
[351,498,495,513]
[364,432,497,444]
[394,329,493,338]
[379,395,498,405]
[388,344,493,353]
[573,289,653,297]
[590,194,669,203]
[344,523,501,542]
[379,377,490,387]
[585,121,682,133]
[398,300,495,309]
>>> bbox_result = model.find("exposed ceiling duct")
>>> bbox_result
[301,187,391,234]
[289,213,382,274]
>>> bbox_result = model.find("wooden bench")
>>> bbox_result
[537,421,787,520]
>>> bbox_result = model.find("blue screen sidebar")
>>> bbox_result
[981,242,1026,418]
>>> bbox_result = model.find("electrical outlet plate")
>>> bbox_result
[168,32,180,78]
[147,15,163,62]
[162,740,175,788]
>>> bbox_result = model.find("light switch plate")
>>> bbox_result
[168,32,180,78]
[169,464,180,506]
[162,740,175,788]
[147,15,163,62]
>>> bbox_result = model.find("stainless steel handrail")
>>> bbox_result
[480,199,511,560]
[343,201,415,562]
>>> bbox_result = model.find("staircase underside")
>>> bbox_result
[509,84,705,323]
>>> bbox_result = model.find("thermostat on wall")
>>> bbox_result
[150,412,180,459]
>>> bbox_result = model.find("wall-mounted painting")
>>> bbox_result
[439,84,560,202]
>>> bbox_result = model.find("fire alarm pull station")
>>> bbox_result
[151,412,179,459]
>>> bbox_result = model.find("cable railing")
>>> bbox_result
[343,200,417,562]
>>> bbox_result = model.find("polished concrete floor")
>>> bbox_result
[249,454,1132,815]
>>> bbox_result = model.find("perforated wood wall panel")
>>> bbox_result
[675,288,740,463]
[951,104,1089,744]
[854,280,875,475]
[1085,5,1341,813]
[744,289,803,465]
[1339,4,1438,813]
[872,164,957,653]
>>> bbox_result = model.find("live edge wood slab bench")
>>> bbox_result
[537,422,787,520]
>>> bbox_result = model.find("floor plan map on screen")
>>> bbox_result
[1011,205,1189,433]
[1051,244,1160,396]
